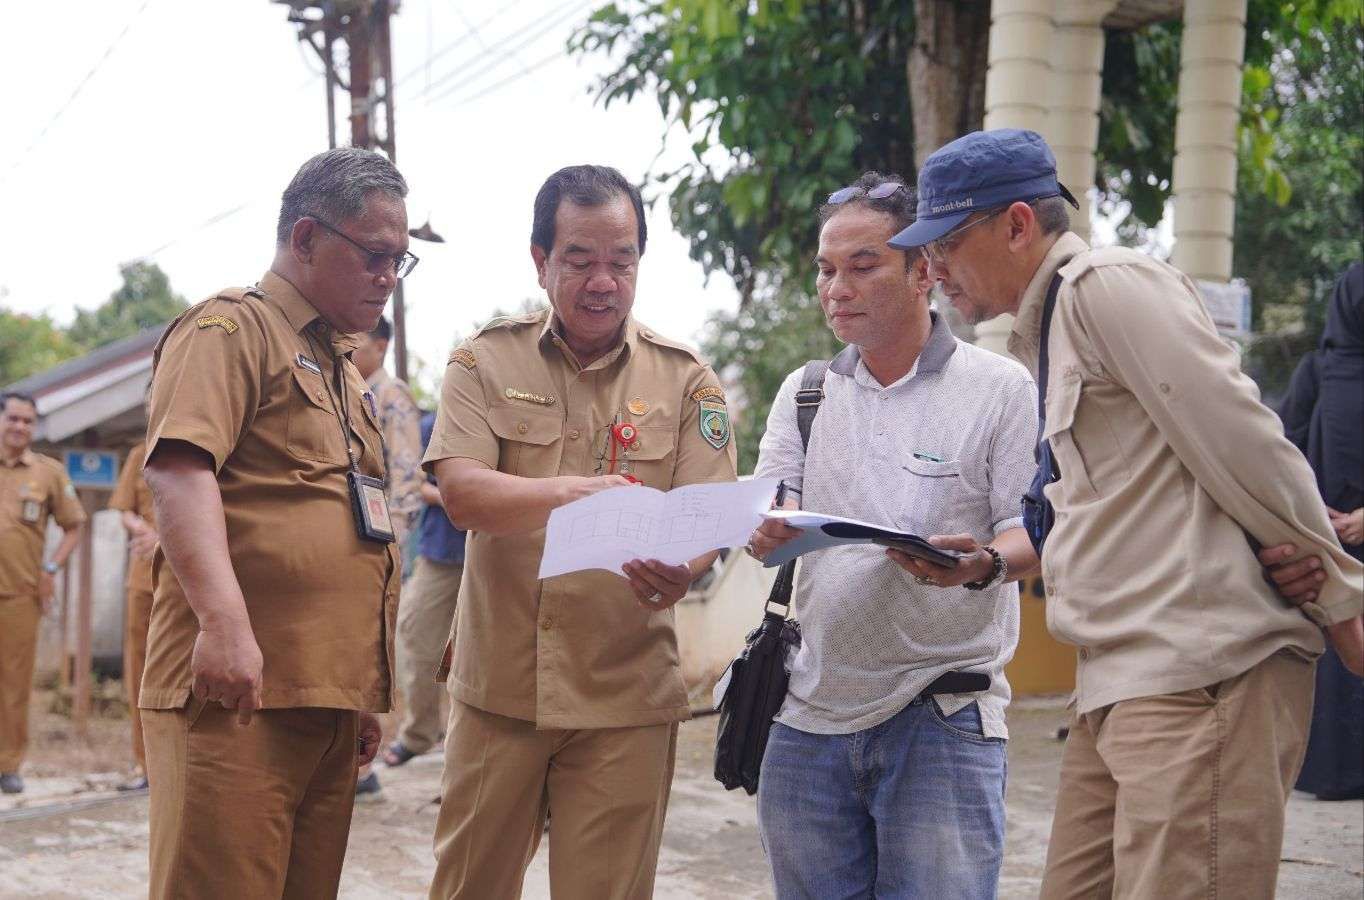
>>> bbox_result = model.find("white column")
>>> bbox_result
[1170,0,1248,282]
[976,0,1057,356]
[1049,2,1117,243]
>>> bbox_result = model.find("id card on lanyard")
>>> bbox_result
[309,334,396,545]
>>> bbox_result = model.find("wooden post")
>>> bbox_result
[73,491,95,734]
[58,558,72,693]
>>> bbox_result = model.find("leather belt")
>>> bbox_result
[920,671,991,697]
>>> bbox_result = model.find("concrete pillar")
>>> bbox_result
[976,0,1057,356]
[1170,0,1248,282]
[1050,2,1118,243]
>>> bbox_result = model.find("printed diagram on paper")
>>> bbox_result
[538,477,779,579]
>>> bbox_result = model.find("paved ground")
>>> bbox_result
[1,696,1360,898]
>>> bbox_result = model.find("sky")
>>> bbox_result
[0,0,741,392]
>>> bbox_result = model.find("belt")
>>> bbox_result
[920,671,991,697]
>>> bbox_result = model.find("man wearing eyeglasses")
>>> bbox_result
[891,128,1364,897]
[422,164,738,899]
[138,147,413,898]
[744,172,1040,898]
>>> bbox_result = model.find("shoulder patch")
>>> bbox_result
[196,315,239,334]
[689,385,725,404]
[450,348,477,370]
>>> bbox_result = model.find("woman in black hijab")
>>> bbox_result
[1280,262,1364,800]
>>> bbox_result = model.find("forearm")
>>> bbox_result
[991,527,1038,582]
[420,481,442,507]
[434,459,574,536]
[146,453,250,631]
[688,550,721,580]
[50,528,82,568]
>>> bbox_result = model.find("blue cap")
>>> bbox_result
[888,128,1079,249]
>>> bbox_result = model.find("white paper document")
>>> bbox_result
[538,477,780,579]
[759,509,962,568]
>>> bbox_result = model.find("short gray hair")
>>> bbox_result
[1031,195,1070,236]
[276,148,408,246]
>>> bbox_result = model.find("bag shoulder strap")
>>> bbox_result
[768,360,830,609]
[1036,273,1064,419]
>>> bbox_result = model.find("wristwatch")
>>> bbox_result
[42,561,60,575]
[963,546,1006,591]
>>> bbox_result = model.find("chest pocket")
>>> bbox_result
[488,406,563,477]
[891,456,964,533]
[618,425,677,490]
[15,486,48,530]
[1042,373,1098,502]
[287,368,348,464]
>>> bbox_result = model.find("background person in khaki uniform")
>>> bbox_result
[890,128,1364,899]
[423,165,738,900]
[108,438,157,791]
[139,147,413,899]
[0,392,86,796]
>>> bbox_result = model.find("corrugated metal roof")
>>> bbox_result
[2,323,165,398]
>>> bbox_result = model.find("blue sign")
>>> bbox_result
[64,450,119,490]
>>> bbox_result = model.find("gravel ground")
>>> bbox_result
[1,696,1360,898]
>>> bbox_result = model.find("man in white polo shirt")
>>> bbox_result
[746,171,1042,898]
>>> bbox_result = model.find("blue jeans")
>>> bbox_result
[757,698,1007,900]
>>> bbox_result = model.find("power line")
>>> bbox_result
[426,0,589,104]
[135,201,258,261]
[447,0,531,80]
[444,48,569,108]
[2,0,154,180]
[393,0,531,91]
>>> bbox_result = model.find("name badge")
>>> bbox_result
[296,353,323,375]
[348,471,395,544]
[21,499,41,524]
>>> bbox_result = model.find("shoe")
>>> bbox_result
[381,741,419,768]
[354,771,382,801]
[117,775,149,792]
[0,772,23,794]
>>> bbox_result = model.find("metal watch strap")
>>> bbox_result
[963,545,1006,591]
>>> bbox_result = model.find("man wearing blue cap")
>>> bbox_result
[890,127,1364,897]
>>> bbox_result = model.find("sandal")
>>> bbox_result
[381,741,418,767]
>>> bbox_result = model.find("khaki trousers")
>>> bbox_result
[396,557,462,754]
[0,595,40,773]
[1041,649,1315,899]
[429,700,678,900]
[124,585,154,770]
[142,699,359,900]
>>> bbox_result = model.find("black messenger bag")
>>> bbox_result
[714,360,827,795]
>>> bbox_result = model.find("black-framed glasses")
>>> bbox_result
[827,181,906,205]
[921,207,1008,266]
[313,218,419,278]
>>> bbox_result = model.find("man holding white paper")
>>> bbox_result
[421,165,738,899]
[745,172,1039,899]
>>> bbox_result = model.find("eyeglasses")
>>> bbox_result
[827,181,906,205]
[313,218,420,278]
[921,207,1007,266]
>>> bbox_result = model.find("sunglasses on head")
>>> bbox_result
[827,181,906,205]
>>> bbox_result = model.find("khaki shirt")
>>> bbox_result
[424,310,738,729]
[367,368,423,545]
[140,270,398,713]
[108,440,156,595]
[0,450,86,599]
[1008,233,1364,713]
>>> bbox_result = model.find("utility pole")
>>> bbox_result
[276,0,410,382]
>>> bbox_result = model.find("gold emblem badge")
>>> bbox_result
[627,398,649,416]
[504,387,556,406]
[690,385,725,403]
[196,315,239,334]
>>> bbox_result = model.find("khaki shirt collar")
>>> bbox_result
[828,310,956,378]
[540,311,638,372]
[258,270,362,358]
[1,449,35,469]
[1007,231,1090,364]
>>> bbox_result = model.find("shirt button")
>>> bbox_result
[568,429,580,440]
[1159,382,1171,394]
[541,619,553,630]
[517,422,529,435]
[1078,648,1089,661]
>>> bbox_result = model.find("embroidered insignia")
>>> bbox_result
[451,348,477,370]
[504,387,556,406]
[196,315,238,334]
[699,399,730,450]
[627,398,649,416]
[690,385,725,403]
[295,353,323,375]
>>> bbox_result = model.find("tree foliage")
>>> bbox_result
[0,308,80,387]
[67,261,187,353]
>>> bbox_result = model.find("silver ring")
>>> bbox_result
[645,591,663,605]
[915,575,936,587]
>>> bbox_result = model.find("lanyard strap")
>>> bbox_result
[306,332,361,474]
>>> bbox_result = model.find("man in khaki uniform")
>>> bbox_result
[139,147,414,898]
[0,392,86,795]
[108,438,157,789]
[424,164,738,899]
[891,128,1364,898]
